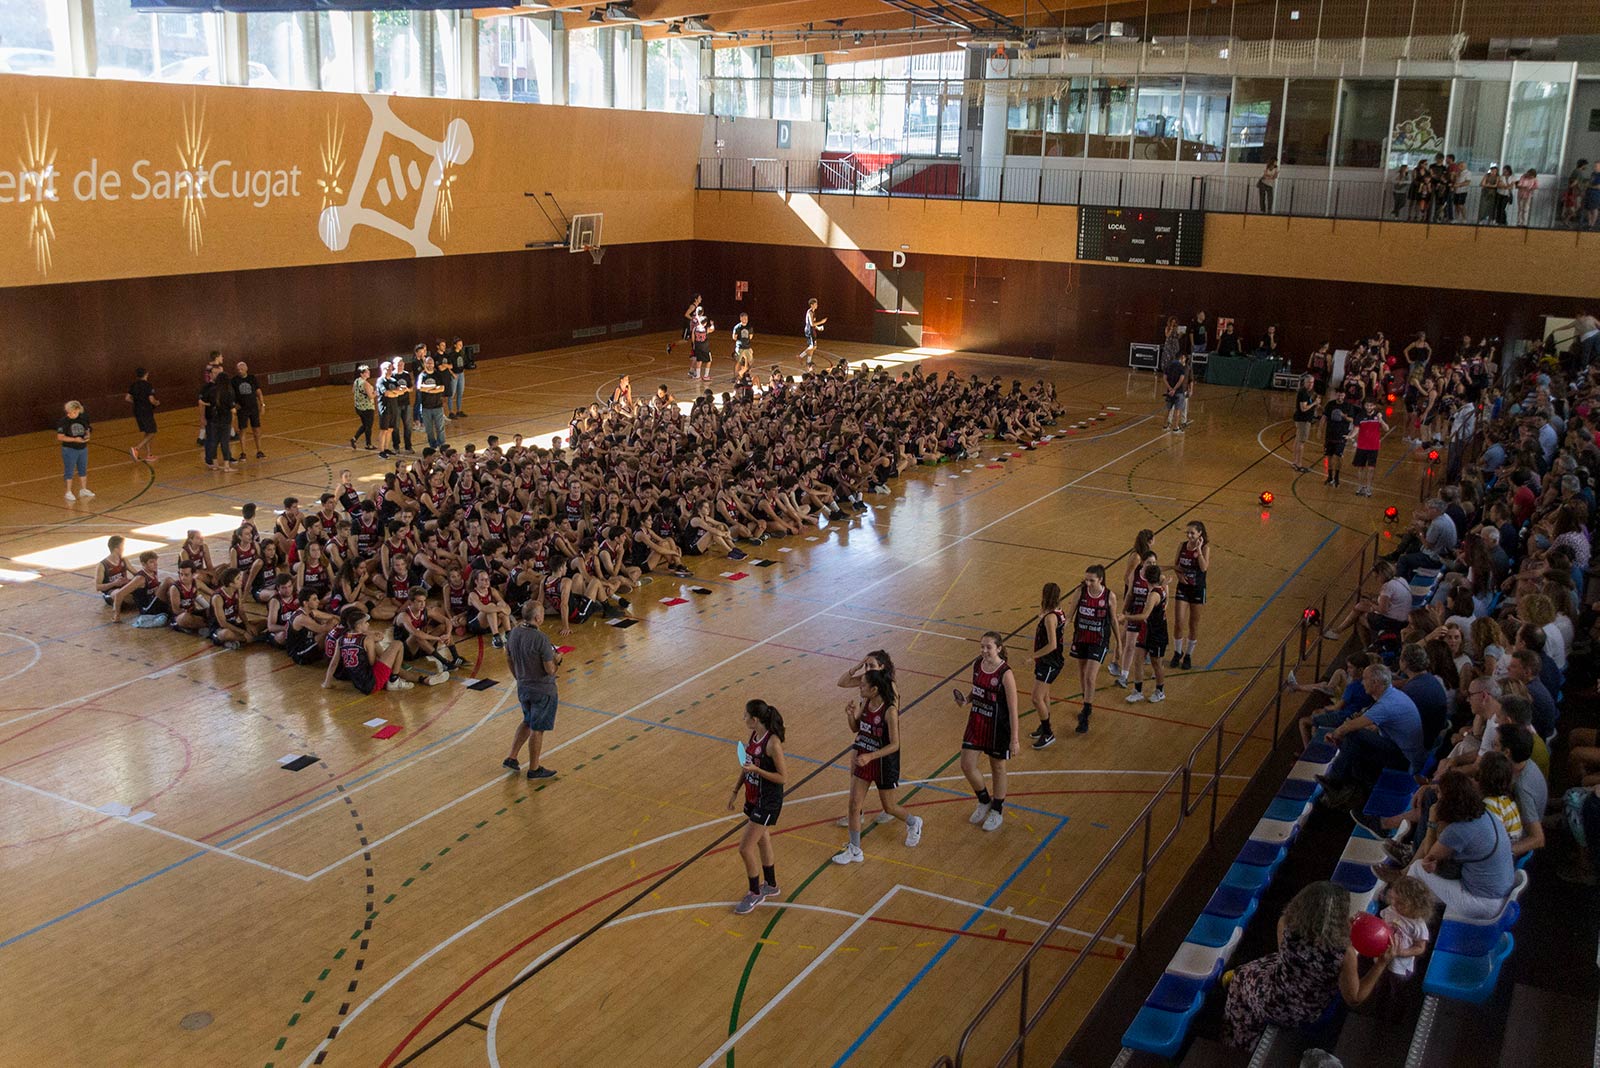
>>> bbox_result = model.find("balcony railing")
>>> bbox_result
[697,156,1589,233]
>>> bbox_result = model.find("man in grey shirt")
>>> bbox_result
[1495,725,1546,859]
[503,602,563,780]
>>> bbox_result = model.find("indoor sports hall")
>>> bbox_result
[2,3,1598,1068]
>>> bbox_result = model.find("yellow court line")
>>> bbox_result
[910,557,973,653]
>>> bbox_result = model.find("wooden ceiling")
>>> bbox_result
[476,0,1598,63]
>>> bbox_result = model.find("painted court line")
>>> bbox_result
[1204,523,1339,670]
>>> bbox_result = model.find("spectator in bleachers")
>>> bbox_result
[1222,880,1391,1049]
[1290,651,1373,749]
[1493,725,1547,860]
[1316,664,1425,809]
[1397,643,1450,752]
[1505,646,1559,737]
[1378,770,1514,920]
[1322,560,1410,644]
[1475,750,1524,844]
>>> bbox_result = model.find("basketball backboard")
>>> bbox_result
[569,212,603,253]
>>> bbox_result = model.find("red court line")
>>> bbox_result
[378,785,1207,1065]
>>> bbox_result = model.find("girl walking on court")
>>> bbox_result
[1068,565,1119,734]
[1028,582,1066,750]
[1123,563,1170,703]
[729,699,788,915]
[832,664,923,865]
[956,632,1020,832]
[1109,529,1158,687]
[1171,521,1210,670]
[836,652,899,830]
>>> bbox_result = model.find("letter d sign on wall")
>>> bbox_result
[892,250,906,268]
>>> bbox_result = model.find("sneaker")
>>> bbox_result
[1181,654,1193,670]
[422,672,449,686]
[1029,722,1047,738]
[528,766,557,780]
[1168,652,1182,668]
[64,491,77,502]
[1031,730,1056,750]
[1285,670,1299,690]
[757,881,780,899]
[831,844,865,865]
[728,548,748,561]
[904,815,924,848]
[637,576,653,586]
[1321,629,1343,642]
[223,640,242,651]
[502,758,520,771]
[1075,708,1091,734]
[1109,669,1128,689]
[1125,691,1146,703]
[969,801,991,825]
[981,809,1004,832]
[1350,810,1391,838]
[1382,838,1415,866]
[386,678,415,691]
[491,634,506,649]
[256,452,265,459]
[733,891,765,915]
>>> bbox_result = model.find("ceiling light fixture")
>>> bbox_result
[587,9,604,22]
[666,20,681,32]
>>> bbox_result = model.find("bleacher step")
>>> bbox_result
[1330,1012,1412,1068]
[1174,1036,1246,1068]
[1495,983,1594,1068]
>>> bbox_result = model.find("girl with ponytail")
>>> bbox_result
[831,660,923,866]
[729,699,788,915]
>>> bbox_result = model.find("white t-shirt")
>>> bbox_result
[1377,577,1412,621]
[1381,906,1430,977]
[1541,622,1567,670]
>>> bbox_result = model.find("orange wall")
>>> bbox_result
[0,74,705,286]
[692,190,1600,300]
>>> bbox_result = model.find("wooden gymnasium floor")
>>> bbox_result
[0,334,1420,1068]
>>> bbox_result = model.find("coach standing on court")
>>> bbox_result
[503,601,562,781]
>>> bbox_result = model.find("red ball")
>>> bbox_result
[1350,912,1392,957]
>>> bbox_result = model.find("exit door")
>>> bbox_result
[872,268,924,347]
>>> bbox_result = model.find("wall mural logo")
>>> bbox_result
[20,98,58,276]
[318,95,473,258]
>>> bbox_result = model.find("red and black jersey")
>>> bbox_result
[1126,569,1151,618]
[564,492,583,524]
[743,729,783,810]
[354,514,381,555]
[388,568,412,600]
[178,544,207,570]
[962,658,1013,752]
[174,582,204,615]
[1176,543,1207,591]
[233,543,257,569]
[1073,587,1112,647]
[445,581,470,617]
[300,562,331,597]
[102,556,129,582]
[1033,609,1067,663]
[853,699,889,755]
[323,623,346,662]
[219,592,244,626]
[398,604,429,634]
[338,486,362,513]
[542,574,566,614]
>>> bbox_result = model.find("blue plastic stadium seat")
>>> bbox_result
[1123,1006,1193,1058]
[1278,778,1320,803]
[1266,796,1311,823]
[1249,817,1300,847]
[1145,973,1208,1014]
[1436,920,1503,957]
[1203,884,1259,920]
[1302,741,1337,765]
[1424,933,1515,1004]
[1363,789,1412,819]
[1188,913,1246,948]
[1374,768,1415,795]
[1237,839,1286,868]
[1331,860,1379,894]
[1222,862,1275,893]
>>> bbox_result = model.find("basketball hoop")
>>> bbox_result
[987,44,1010,76]
[585,244,606,265]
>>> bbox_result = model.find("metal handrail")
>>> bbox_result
[698,157,1585,233]
[932,529,1381,1068]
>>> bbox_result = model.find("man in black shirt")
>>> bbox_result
[417,355,448,450]
[126,367,160,462]
[201,369,237,471]
[1291,373,1318,472]
[1187,311,1209,357]
[232,360,266,460]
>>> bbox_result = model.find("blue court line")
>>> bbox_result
[831,815,1071,1066]
[1204,523,1339,671]
[0,850,206,949]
